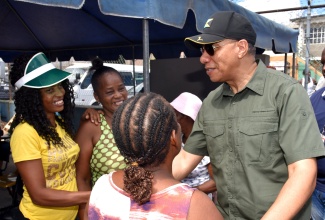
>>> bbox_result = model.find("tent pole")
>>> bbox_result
[143,19,150,92]
[292,53,296,79]
[132,46,136,96]
[304,0,311,89]
[284,53,287,74]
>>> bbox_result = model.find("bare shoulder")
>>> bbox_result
[77,118,101,135]
[188,190,224,220]
[75,119,101,144]
[111,170,124,189]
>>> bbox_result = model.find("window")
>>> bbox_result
[304,26,325,44]
[80,69,94,89]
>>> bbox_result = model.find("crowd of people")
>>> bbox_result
[2,10,325,220]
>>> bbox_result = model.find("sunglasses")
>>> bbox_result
[200,40,236,56]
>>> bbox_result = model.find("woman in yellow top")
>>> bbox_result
[9,52,90,220]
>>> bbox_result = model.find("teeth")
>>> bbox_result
[54,100,64,105]
[115,101,123,106]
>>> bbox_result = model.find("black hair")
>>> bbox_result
[112,92,178,205]
[9,54,75,147]
[248,43,256,56]
[90,58,124,93]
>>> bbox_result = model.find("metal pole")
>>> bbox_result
[143,19,150,92]
[284,53,287,74]
[304,0,311,90]
[132,46,136,96]
[256,4,325,14]
[292,53,296,78]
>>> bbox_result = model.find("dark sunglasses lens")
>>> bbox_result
[204,45,214,56]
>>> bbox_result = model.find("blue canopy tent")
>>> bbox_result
[0,0,299,91]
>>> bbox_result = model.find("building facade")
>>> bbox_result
[291,14,325,60]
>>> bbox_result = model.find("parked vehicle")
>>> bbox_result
[66,62,144,106]
[64,63,89,85]
[0,60,14,100]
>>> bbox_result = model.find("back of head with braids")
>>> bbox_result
[8,54,76,147]
[112,92,178,205]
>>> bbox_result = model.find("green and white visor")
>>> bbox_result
[15,52,71,90]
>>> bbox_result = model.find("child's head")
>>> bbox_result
[112,92,179,204]
[170,92,202,121]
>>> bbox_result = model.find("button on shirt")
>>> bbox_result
[184,60,325,219]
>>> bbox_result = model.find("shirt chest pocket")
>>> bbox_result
[203,125,226,164]
[238,118,279,166]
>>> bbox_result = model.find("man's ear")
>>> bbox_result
[237,39,249,59]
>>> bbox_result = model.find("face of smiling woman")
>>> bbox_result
[94,72,128,118]
[40,83,65,120]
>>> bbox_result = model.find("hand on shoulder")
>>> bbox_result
[80,108,104,126]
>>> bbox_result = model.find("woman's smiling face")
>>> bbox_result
[94,72,128,117]
[40,83,65,118]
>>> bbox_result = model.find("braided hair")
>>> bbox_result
[112,92,178,205]
[8,54,75,147]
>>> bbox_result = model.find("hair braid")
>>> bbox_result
[123,94,141,160]
[145,99,174,164]
[123,166,153,205]
[112,92,178,205]
[132,94,155,164]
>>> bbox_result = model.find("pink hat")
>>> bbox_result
[170,92,202,121]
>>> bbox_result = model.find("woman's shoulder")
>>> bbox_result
[77,117,102,135]
[12,122,37,136]
[188,190,224,220]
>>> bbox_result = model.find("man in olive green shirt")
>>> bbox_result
[173,11,325,219]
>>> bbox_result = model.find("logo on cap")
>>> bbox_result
[197,36,203,41]
[204,18,213,28]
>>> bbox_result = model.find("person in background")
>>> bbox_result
[310,52,325,219]
[85,92,223,220]
[299,69,317,97]
[315,47,325,91]
[170,92,216,199]
[9,52,90,220]
[75,58,127,219]
[172,11,324,219]
[0,129,10,175]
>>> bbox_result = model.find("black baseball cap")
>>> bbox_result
[185,11,256,49]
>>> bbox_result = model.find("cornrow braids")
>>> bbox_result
[112,92,178,205]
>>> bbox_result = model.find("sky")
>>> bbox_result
[230,0,325,25]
